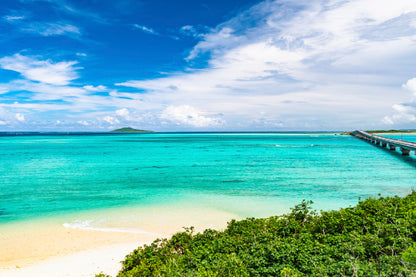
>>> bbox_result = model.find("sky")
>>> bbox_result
[1,0,416,131]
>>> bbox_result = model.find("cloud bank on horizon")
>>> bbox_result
[1,0,416,131]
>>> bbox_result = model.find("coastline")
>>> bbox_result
[1,132,415,276]
[0,205,241,276]
[0,242,146,277]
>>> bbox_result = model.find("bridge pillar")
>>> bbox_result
[400,147,410,156]
[382,142,387,147]
[389,144,396,151]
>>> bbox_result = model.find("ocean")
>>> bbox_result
[1,132,415,231]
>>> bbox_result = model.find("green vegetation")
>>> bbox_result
[366,130,416,134]
[110,127,153,133]
[106,192,416,276]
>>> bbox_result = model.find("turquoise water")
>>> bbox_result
[1,133,415,225]
[385,134,416,142]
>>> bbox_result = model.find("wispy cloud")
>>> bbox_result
[0,85,9,94]
[3,15,25,22]
[20,0,108,24]
[4,79,86,100]
[22,22,80,36]
[0,54,80,85]
[0,52,147,128]
[3,0,416,131]
[132,24,159,35]
[118,0,416,130]
[179,25,201,38]
[83,85,107,92]
[3,11,81,38]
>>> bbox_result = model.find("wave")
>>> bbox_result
[63,220,153,234]
[274,144,336,147]
[275,144,315,147]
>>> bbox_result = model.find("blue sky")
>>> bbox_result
[1,0,416,131]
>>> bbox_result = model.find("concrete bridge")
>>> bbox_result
[351,130,416,156]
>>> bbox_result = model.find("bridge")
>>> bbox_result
[351,130,416,156]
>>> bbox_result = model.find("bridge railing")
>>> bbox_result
[351,130,416,156]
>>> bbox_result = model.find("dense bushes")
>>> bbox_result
[108,192,416,276]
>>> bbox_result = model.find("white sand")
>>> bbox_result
[0,242,143,277]
[0,205,240,277]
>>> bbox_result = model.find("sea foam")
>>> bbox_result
[63,220,153,234]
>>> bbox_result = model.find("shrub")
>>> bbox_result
[108,192,416,276]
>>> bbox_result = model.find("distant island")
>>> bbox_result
[366,129,416,134]
[110,127,153,133]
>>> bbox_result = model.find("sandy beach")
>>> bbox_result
[0,206,239,276]
[0,242,146,277]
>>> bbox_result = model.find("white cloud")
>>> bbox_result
[383,77,416,125]
[180,25,195,32]
[118,0,416,130]
[180,25,200,37]
[3,15,25,22]
[15,113,25,122]
[403,78,416,94]
[382,116,394,125]
[5,79,87,101]
[0,54,80,85]
[77,120,89,126]
[46,0,108,24]
[23,23,80,36]
[83,85,107,92]
[187,27,239,60]
[0,86,9,94]
[160,105,224,127]
[382,104,416,125]
[103,116,119,125]
[4,0,416,131]
[116,108,129,117]
[132,24,158,35]
[76,53,87,57]
[3,10,81,38]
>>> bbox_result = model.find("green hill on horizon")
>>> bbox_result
[110,127,153,133]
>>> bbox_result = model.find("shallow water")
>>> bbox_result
[1,133,415,227]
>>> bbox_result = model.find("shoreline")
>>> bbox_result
[0,242,146,277]
[0,205,241,276]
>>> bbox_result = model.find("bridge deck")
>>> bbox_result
[351,130,416,155]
